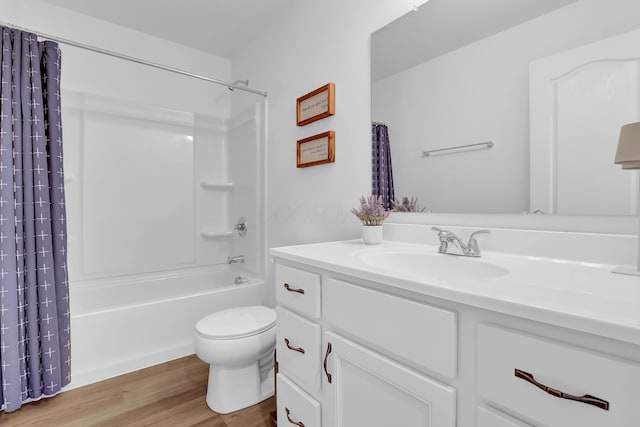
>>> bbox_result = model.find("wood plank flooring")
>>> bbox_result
[0,355,276,427]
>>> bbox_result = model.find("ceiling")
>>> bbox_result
[40,0,295,59]
[372,0,579,81]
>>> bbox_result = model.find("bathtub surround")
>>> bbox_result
[71,268,264,388]
[4,0,268,390]
[0,26,70,412]
[61,90,266,388]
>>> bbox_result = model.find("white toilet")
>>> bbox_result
[193,305,276,414]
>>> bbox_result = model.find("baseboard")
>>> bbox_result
[65,343,195,391]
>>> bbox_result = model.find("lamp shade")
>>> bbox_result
[615,122,640,169]
[612,121,640,276]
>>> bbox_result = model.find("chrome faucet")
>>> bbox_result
[227,255,245,264]
[234,275,249,285]
[234,216,247,237]
[431,227,490,257]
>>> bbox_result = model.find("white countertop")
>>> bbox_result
[270,240,640,346]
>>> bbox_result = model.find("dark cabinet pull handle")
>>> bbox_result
[284,283,305,294]
[284,338,305,354]
[285,407,305,427]
[515,369,609,411]
[324,342,332,384]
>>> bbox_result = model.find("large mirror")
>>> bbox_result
[372,0,640,216]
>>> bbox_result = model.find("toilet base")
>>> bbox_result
[205,362,274,414]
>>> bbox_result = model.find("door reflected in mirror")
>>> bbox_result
[372,0,640,215]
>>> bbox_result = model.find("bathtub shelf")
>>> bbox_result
[200,182,233,190]
[200,230,234,239]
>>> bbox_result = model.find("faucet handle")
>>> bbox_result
[469,229,490,240]
[467,229,490,256]
[431,227,452,253]
[431,226,452,236]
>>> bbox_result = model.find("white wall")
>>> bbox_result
[372,0,640,214]
[232,0,421,304]
[4,1,231,113]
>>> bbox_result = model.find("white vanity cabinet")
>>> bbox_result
[324,277,457,379]
[323,277,457,427]
[477,405,533,427]
[277,374,321,427]
[275,263,323,427]
[478,324,640,427]
[324,331,456,427]
[272,241,640,427]
[274,262,456,427]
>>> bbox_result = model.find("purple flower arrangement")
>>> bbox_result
[393,196,425,212]
[352,195,391,226]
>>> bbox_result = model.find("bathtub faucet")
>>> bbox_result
[234,276,249,285]
[228,255,245,264]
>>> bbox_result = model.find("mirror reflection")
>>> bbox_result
[372,0,640,215]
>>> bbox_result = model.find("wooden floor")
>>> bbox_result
[0,355,276,427]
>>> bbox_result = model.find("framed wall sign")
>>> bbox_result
[296,83,335,126]
[297,131,335,168]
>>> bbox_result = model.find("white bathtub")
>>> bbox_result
[68,267,264,389]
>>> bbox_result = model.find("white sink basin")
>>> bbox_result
[357,249,509,281]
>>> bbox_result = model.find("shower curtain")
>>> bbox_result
[0,26,70,412]
[372,122,395,210]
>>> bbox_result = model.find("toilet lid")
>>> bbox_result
[196,306,276,340]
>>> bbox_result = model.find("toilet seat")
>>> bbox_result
[196,306,276,340]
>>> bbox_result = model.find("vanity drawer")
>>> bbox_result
[276,307,322,390]
[325,278,457,379]
[478,324,640,427]
[477,405,532,427]
[275,263,321,318]
[277,373,321,427]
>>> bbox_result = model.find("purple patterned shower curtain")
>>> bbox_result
[371,122,394,210]
[0,26,70,413]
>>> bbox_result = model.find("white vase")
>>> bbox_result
[361,225,383,244]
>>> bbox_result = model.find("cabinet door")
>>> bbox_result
[477,405,532,427]
[277,373,321,427]
[276,307,322,390]
[323,332,456,427]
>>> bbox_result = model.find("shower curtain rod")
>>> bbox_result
[0,21,267,97]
